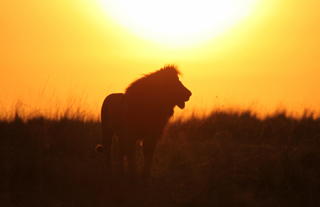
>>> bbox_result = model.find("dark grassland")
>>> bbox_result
[1,110,320,207]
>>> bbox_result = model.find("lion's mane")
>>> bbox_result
[124,65,181,129]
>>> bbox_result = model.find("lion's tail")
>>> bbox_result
[95,144,105,153]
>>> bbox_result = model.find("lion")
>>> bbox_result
[98,65,191,178]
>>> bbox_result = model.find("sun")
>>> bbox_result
[99,0,258,46]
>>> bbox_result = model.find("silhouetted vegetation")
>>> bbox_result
[1,109,320,207]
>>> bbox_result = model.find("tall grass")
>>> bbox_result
[1,108,320,206]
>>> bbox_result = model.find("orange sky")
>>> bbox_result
[1,0,320,118]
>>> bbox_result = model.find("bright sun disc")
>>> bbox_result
[99,0,257,46]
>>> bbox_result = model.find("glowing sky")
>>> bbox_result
[99,0,258,46]
[1,0,320,118]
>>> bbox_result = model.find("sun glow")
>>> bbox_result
[99,0,258,46]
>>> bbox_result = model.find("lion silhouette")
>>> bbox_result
[99,65,191,178]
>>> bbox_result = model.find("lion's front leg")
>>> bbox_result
[143,137,157,178]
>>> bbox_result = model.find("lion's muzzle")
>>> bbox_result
[177,88,192,109]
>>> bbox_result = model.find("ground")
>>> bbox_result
[1,110,320,207]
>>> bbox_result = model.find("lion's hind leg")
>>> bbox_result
[101,124,114,174]
[115,134,138,183]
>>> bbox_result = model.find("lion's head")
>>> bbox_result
[125,65,191,111]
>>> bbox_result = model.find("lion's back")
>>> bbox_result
[101,93,126,130]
